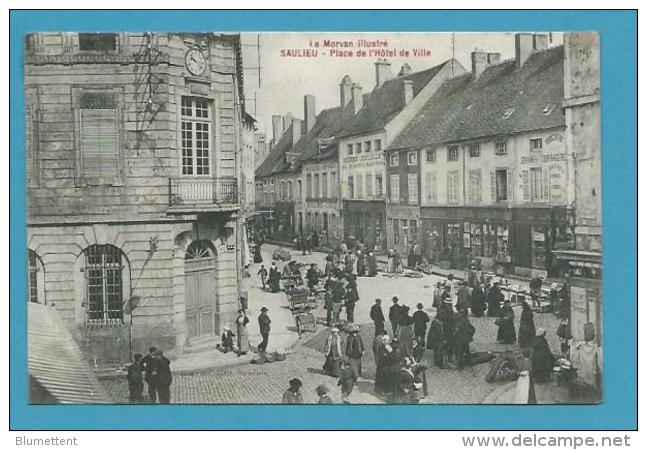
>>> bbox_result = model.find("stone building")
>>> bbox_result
[338,58,466,252]
[25,32,247,363]
[389,34,572,277]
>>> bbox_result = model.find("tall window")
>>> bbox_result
[408,173,419,204]
[297,179,303,200]
[469,170,481,204]
[356,174,363,198]
[375,173,383,197]
[355,143,362,154]
[181,97,210,175]
[347,176,354,198]
[447,171,459,204]
[347,144,354,155]
[79,92,119,182]
[425,172,437,203]
[322,173,328,197]
[330,172,337,197]
[374,139,382,151]
[530,167,545,201]
[288,181,293,200]
[364,141,372,152]
[389,174,400,203]
[314,174,320,198]
[366,174,373,197]
[306,174,312,197]
[28,250,41,304]
[495,169,509,201]
[84,245,125,326]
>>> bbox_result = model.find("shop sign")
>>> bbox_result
[520,153,567,164]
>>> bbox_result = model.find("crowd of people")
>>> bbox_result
[127,346,172,404]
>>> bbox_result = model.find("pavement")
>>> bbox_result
[99,244,576,404]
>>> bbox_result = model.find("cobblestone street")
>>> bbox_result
[100,245,564,404]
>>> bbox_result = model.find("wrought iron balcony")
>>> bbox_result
[168,177,239,212]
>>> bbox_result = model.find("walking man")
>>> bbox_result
[389,297,403,336]
[258,307,271,352]
[345,325,365,379]
[257,264,268,290]
[370,298,386,336]
[412,303,430,342]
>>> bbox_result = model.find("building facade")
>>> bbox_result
[338,59,466,252]
[390,34,572,277]
[25,32,247,363]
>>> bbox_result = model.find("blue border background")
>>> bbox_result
[9,10,637,430]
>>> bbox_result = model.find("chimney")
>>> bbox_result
[533,33,549,51]
[487,52,501,66]
[398,62,412,77]
[351,83,363,114]
[291,119,302,144]
[515,33,534,68]
[375,58,393,88]
[471,50,488,78]
[340,75,353,107]
[402,80,414,105]
[304,94,316,133]
[283,112,294,130]
[271,115,284,142]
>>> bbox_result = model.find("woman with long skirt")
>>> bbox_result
[236,309,250,356]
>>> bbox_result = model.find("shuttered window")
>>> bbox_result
[80,93,119,183]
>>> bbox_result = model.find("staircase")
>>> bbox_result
[182,335,220,356]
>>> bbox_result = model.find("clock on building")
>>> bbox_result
[185,48,207,76]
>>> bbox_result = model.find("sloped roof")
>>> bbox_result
[339,60,452,138]
[296,103,356,164]
[28,303,111,404]
[390,46,565,150]
[255,121,301,178]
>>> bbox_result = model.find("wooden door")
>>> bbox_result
[185,241,216,339]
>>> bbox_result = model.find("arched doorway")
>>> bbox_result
[184,240,216,339]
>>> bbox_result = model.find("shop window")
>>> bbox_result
[470,223,483,257]
[407,151,418,165]
[495,142,507,155]
[531,226,548,269]
[83,244,126,326]
[469,143,480,158]
[530,138,543,151]
[389,174,400,203]
[78,33,118,52]
[447,146,459,161]
[408,173,418,204]
[495,225,511,262]
[390,154,399,167]
[426,149,436,163]
[447,222,462,258]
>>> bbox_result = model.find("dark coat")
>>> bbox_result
[152,356,172,388]
[453,316,476,346]
[518,304,536,348]
[487,286,504,317]
[457,285,472,311]
[426,318,444,350]
[370,304,385,324]
[346,334,364,359]
[258,313,271,334]
[532,335,555,380]
[338,366,356,393]
[346,279,359,303]
[497,305,517,343]
[389,304,403,324]
[127,361,144,386]
[306,267,319,287]
[471,285,486,316]
[412,310,430,335]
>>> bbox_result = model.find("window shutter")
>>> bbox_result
[432,174,437,203]
[490,171,496,202]
[425,172,431,201]
[507,170,514,201]
[80,108,118,181]
[542,167,550,201]
[522,170,530,201]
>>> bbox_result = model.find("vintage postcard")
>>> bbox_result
[23,30,604,408]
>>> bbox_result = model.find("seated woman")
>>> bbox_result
[496,300,517,344]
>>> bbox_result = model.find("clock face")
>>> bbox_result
[185,48,207,76]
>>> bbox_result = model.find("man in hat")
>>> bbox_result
[316,384,332,404]
[257,264,268,290]
[148,349,172,404]
[127,353,144,403]
[140,346,159,403]
[282,378,303,404]
[370,298,386,336]
[258,307,271,352]
[345,325,365,379]
[457,281,472,313]
[389,296,403,336]
[412,303,430,342]
[432,282,443,309]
